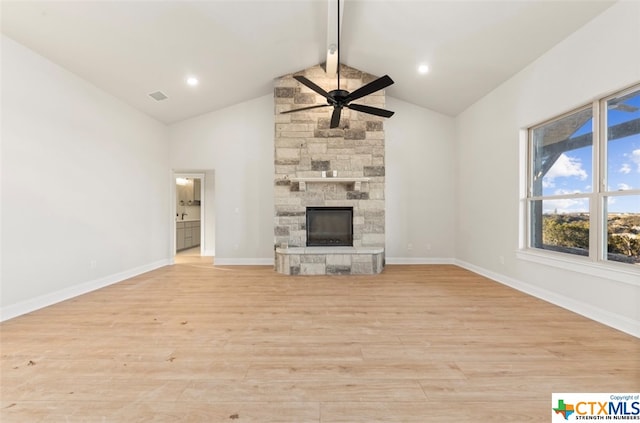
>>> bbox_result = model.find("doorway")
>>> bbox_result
[174,173,204,259]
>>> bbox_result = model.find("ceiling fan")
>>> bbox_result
[281,0,395,129]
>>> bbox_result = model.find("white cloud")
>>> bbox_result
[543,197,589,214]
[554,188,581,195]
[619,163,631,174]
[543,153,588,188]
[617,183,632,191]
[632,149,640,172]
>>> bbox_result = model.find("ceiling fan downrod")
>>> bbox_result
[281,0,395,128]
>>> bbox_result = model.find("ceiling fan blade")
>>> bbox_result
[281,104,331,114]
[330,107,342,128]
[347,103,395,118]
[344,75,394,103]
[293,75,333,101]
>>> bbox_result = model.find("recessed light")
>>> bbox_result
[186,76,199,86]
[418,64,430,75]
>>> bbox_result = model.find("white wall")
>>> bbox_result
[455,1,640,336]
[1,36,171,319]
[385,97,456,263]
[168,95,275,264]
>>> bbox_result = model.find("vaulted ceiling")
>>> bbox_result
[1,0,615,124]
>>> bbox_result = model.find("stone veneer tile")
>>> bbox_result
[274,159,300,166]
[314,128,345,138]
[344,129,366,140]
[366,121,383,131]
[351,255,373,263]
[363,166,385,177]
[326,255,351,266]
[366,131,385,140]
[294,93,317,104]
[316,118,331,130]
[278,255,290,274]
[328,138,355,148]
[311,160,330,171]
[347,191,369,200]
[351,261,373,274]
[372,147,385,157]
[276,210,305,217]
[274,87,295,98]
[326,265,351,275]
[301,263,326,275]
[274,226,290,236]
[300,255,325,263]
[368,189,384,200]
[364,209,385,218]
[307,143,328,155]
[362,234,385,245]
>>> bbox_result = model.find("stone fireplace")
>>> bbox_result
[273,64,386,275]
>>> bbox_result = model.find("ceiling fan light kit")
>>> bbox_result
[282,0,395,129]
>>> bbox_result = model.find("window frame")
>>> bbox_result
[519,83,640,287]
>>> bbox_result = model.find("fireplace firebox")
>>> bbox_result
[306,207,353,247]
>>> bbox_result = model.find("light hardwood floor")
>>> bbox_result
[1,261,638,422]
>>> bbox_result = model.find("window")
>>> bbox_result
[525,85,640,268]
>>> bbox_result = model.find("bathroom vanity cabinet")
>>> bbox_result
[176,220,200,251]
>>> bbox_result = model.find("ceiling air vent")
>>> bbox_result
[148,91,168,101]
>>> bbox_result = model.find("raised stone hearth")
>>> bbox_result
[274,64,386,275]
[275,247,384,275]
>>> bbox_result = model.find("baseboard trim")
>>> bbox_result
[0,259,171,322]
[214,258,274,266]
[454,259,640,339]
[386,257,455,265]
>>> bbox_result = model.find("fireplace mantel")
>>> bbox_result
[290,177,370,192]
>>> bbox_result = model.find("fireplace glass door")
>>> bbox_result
[306,207,353,247]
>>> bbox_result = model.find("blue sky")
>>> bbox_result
[542,92,640,214]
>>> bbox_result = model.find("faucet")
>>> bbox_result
[181,212,188,220]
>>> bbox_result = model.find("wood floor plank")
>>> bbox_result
[180,379,427,402]
[1,262,638,422]
[1,400,321,423]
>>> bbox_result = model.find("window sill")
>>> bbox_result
[516,249,640,287]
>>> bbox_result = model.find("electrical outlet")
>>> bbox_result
[407,243,413,251]
[499,255,505,265]
[90,260,97,269]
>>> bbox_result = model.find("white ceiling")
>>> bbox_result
[1,0,615,124]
